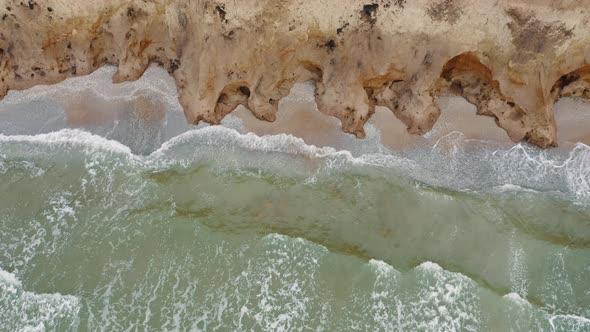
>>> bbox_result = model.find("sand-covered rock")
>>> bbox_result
[1,0,590,147]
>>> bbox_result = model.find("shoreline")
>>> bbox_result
[2,1,590,147]
[1,66,589,154]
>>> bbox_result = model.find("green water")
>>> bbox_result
[1,127,590,331]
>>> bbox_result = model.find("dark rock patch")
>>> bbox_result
[394,0,406,8]
[506,8,573,57]
[336,22,349,35]
[168,59,180,73]
[215,4,227,23]
[427,0,463,24]
[238,86,250,97]
[361,3,379,25]
[318,39,336,53]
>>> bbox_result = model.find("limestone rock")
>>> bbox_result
[1,0,590,147]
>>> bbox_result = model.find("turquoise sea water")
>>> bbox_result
[1,67,589,331]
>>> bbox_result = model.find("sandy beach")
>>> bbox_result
[1,67,588,153]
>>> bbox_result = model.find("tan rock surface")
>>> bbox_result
[1,0,590,147]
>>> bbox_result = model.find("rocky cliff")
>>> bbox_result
[1,0,590,147]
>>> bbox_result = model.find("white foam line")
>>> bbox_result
[0,267,21,287]
[502,292,530,306]
[153,126,337,157]
[492,184,541,194]
[0,124,588,204]
[151,126,416,170]
[549,314,590,324]
[0,129,133,156]
[416,261,443,272]
[503,291,590,330]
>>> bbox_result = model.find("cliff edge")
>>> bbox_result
[1,0,590,147]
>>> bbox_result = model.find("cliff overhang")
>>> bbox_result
[1,0,590,148]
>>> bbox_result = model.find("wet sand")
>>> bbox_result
[554,98,590,149]
[1,68,588,152]
[232,82,536,152]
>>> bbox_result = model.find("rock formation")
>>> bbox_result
[1,0,590,147]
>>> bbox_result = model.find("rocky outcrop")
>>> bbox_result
[1,0,590,147]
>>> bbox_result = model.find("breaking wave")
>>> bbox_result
[1,66,589,331]
[3,125,588,203]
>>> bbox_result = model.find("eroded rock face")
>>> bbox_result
[1,0,590,147]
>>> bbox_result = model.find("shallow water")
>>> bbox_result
[1,67,590,331]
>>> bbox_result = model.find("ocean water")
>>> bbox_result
[0,67,589,331]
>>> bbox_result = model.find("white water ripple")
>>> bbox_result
[0,267,80,331]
